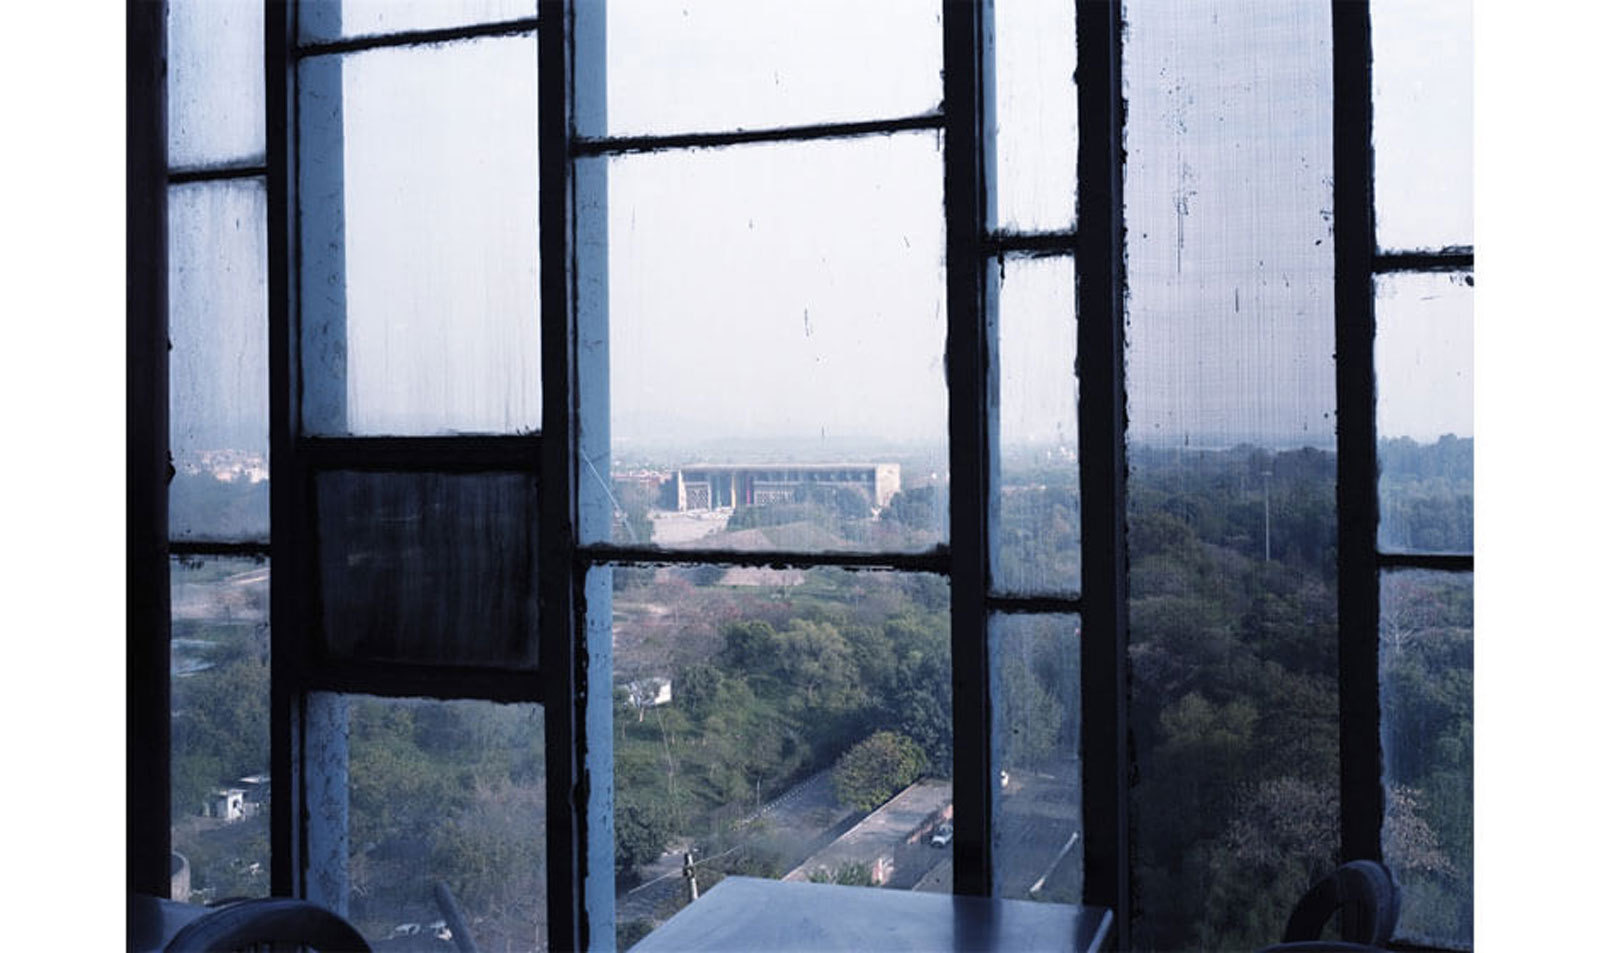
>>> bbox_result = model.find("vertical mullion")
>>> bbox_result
[265,0,304,900]
[1332,0,1383,866]
[1075,0,1130,942]
[539,0,587,949]
[944,0,994,899]
[128,0,171,902]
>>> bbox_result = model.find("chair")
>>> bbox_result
[1254,860,1400,953]
[163,897,372,953]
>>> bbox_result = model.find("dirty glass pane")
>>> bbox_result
[1380,570,1473,949]
[169,179,270,543]
[298,0,537,44]
[1372,0,1472,252]
[1376,272,1473,555]
[298,38,540,436]
[590,133,948,554]
[170,556,271,903]
[315,471,538,668]
[328,695,547,950]
[993,0,1078,233]
[610,566,951,948]
[992,256,1080,596]
[990,613,1082,904]
[588,0,941,138]
[167,0,265,169]
[1125,1,1340,948]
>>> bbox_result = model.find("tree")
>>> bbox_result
[615,796,674,876]
[832,731,929,812]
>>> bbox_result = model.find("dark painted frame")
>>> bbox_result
[127,1,1474,949]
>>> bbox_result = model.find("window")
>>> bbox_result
[128,2,1472,950]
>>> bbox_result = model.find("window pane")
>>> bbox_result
[1380,570,1472,949]
[591,134,948,553]
[169,180,270,543]
[992,0,1078,233]
[167,0,265,169]
[992,255,1080,596]
[1376,272,1473,555]
[315,471,538,668]
[170,556,271,903]
[1125,1,1340,948]
[991,613,1082,903]
[327,695,547,950]
[588,0,941,138]
[298,0,538,44]
[609,566,951,948]
[298,38,541,436]
[1372,0,1472,251]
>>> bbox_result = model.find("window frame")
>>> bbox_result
[124,2,1471,950]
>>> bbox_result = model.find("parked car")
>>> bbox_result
[929,823,954,848]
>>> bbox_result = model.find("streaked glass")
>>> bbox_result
[992,255,1080,596]
[1124,1,1340,948]
[590,133,948,554]
[298,38,540,435]
[993,0,1078,233]
[339,695,547,949]
[1372,0,1472,251]
[1376,272,1473,555]
[611,566,951,947]
[170,556,271,902]
[991,613,1082,903]
[298,0,537,44]
[167,0,266,169]
[169,179,270,542]
[315,471,539,668]
[588,0,941,138]
[1380,570,1473,949]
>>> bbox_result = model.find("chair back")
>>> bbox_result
[163,897,372,953]
[1281,860,1400,946]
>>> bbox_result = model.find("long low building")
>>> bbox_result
[666,463,901,512]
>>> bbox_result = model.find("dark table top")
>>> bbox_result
[628,877,1113,953]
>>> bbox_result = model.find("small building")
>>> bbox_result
[783,779,952,887]
[207,788,247,822]
[626,677,673,709]
[665,463,901,512]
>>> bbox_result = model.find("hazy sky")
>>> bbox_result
[168,0,1472,454]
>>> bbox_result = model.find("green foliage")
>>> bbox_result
[615,796,674,875]
[809,861,874,886]
[832,731,929,812]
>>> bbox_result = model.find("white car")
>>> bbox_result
[929,823,954,848]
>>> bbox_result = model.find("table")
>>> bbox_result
[627,876,1113,952]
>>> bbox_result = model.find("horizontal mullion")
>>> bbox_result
[983,231,1077,258]
[168,164,269,185]
[298,434,541,472]
[579,543,950,574]
[987,594,1084,616]
[169,539,272,558]
[1376,552,1473,573]
[1372,248,1473,273]
[300,658,544,705]
[294,16,539,59]
[572,112,945,157]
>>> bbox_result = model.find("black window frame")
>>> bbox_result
[125,2,1471,950]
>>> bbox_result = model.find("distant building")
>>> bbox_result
[626,677,673,709]
[665,463,901,512]
[784,779,951,887]
[207,788,247,822]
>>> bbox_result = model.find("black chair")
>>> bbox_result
[1255,860,1400,953]
[163,897,372,953]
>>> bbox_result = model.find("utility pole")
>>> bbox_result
[1262,470,1272,562]
[683,850,699,902]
